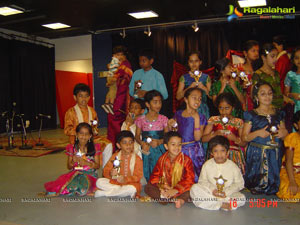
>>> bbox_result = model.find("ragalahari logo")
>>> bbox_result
[227,5,243,22]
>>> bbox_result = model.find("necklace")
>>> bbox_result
[146,115,157,128]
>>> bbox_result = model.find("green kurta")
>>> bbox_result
[252,69,284,109]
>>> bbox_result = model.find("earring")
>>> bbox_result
[256,99,259,105]
[88,138,91,143]
[75,136,78,142]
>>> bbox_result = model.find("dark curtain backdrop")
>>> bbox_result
[109,18,300,117]
[0,37,56,133]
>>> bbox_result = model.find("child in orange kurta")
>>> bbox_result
[144,131,195,208]
[64,83,99,144]
[95,131,143,198]
[64,83,112,168]
[277,111,300,202]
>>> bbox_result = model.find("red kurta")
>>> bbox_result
[275,51,291,93]
[149,152,195,197]
[107,60,133,148]
[103,151,143,196]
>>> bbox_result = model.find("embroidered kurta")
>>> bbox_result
[103,151,143,196]
[190,158,245,210]
[149,152,195,197]
[64,105,98,144]
[121,121,141,157]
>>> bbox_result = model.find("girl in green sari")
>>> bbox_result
[252,43,293,110]
[210,58,245,118]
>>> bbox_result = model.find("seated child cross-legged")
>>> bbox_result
[95,131,143,198]
[277,110,300,202]
[144,131,195,208]
[190,135,245,211]
[44,123,101,196]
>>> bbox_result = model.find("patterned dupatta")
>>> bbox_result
[161,152,185,188]
[74,104,93,125]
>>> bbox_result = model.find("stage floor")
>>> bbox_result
[0,128,299,225]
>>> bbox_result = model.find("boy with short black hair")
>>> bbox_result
[129,49,168,100]
[190,135,245,211]
[144,131,195,208]
[64,83,98,144]
[95,130,143,198]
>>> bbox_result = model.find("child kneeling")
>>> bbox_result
[144,131,195,208]
[95,131,143,198]
[190,135,245,211]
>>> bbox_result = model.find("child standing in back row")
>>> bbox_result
[129,49,168,100]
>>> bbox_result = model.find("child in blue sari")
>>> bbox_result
[135,90,168,181]
[242,81,288,195]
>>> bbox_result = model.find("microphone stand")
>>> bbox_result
[0,112,4,149]
[36,116,44,146]
[6,111,16,150]
[19,115,33,150]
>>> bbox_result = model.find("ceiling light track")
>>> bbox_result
[0,30,54,48]
[92,14,281,34]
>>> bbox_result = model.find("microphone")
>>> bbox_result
[1,111,8,117]
[36,114,51,119]
[15,113,24,117]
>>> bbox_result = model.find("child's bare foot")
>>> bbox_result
[38,192,57,197]
[87,192,95,196]
[221,202,231,211]
[175,199,185,208]
[139,196,152,202]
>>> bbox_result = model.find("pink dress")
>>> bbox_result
[135,114,168,181]
[44,144,101,196]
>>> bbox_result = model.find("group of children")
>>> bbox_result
[43,38,300,211]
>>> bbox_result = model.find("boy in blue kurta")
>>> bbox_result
[129,50,168,100]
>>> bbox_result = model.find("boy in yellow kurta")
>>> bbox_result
[64,83,112,167]
[277,111,300,202]
[64,83,98,144]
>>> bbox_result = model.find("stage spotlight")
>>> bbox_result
[120,28,126,38]
[192,22,199,32]
[144,26,151,37]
